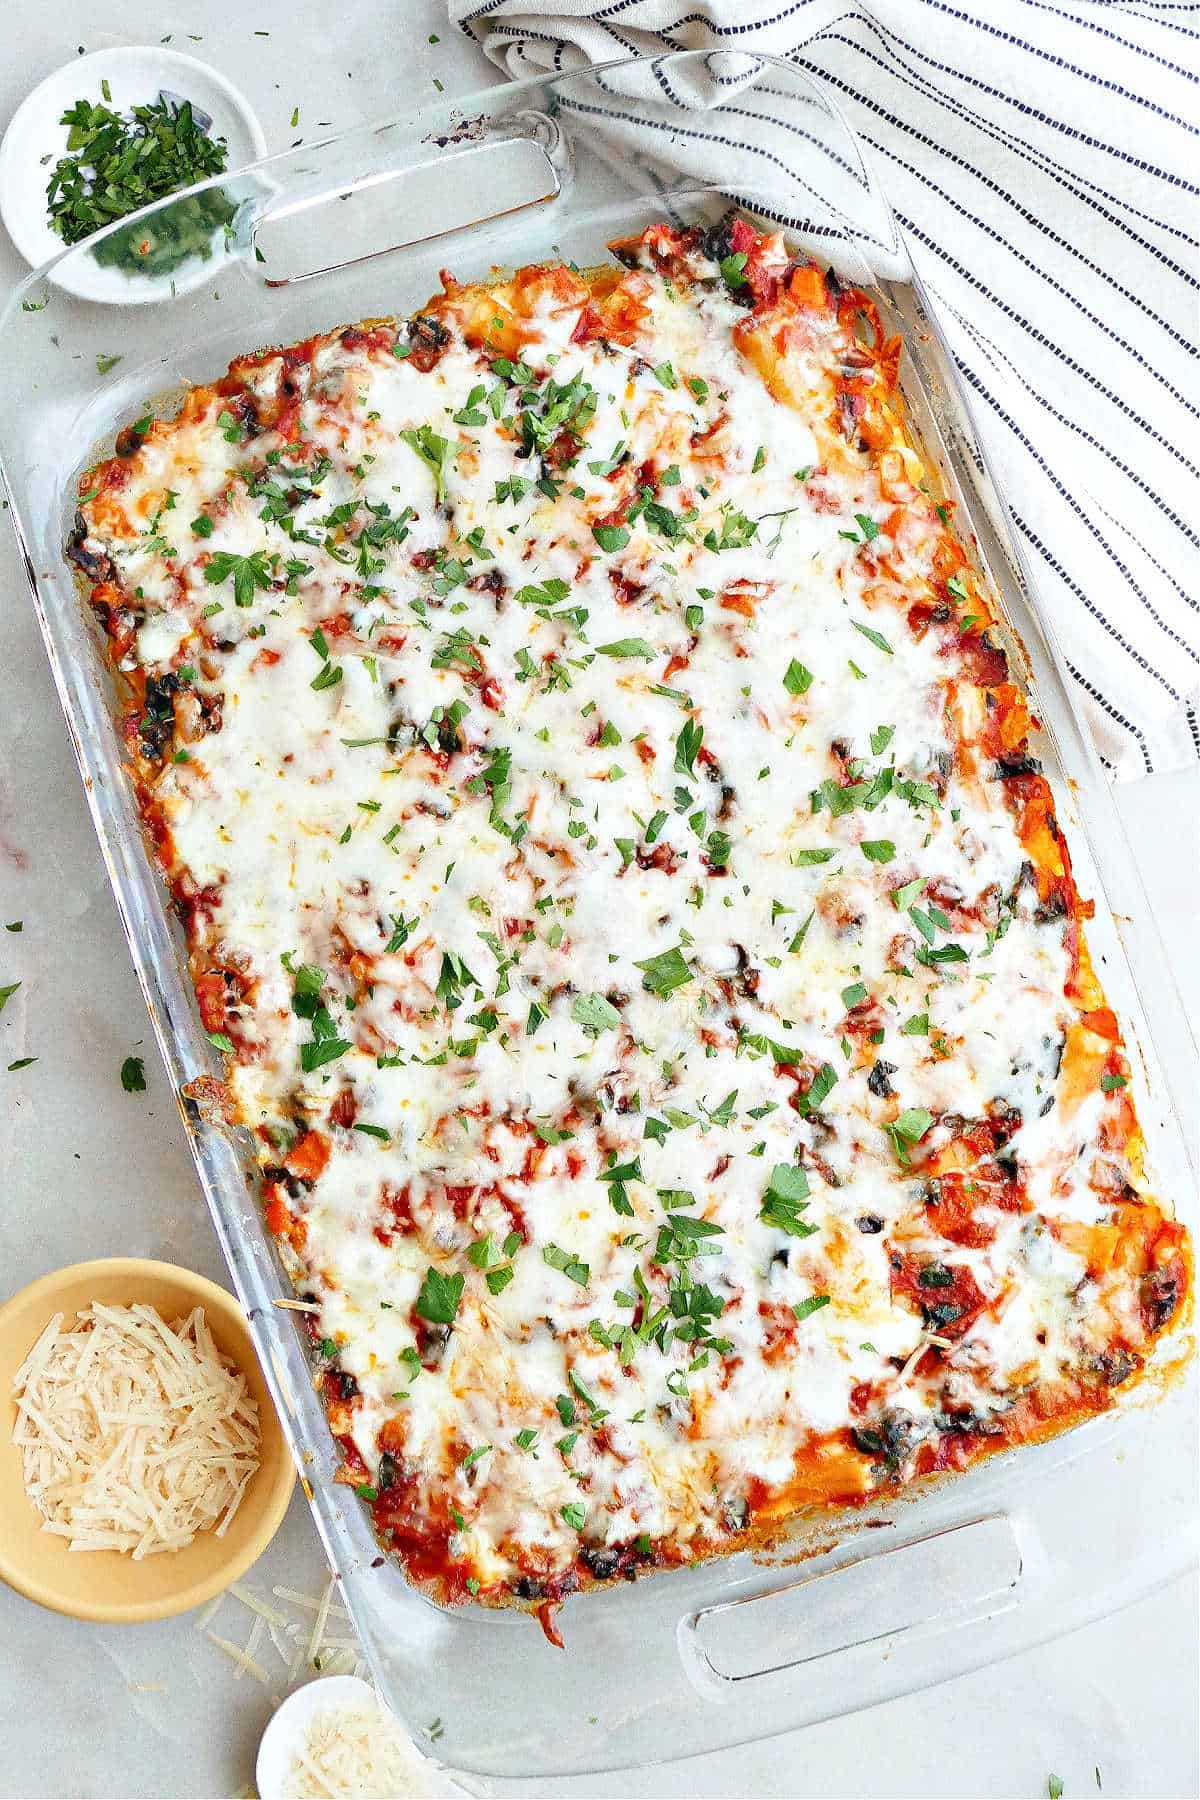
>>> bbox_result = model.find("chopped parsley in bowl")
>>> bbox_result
[46,91,235,279]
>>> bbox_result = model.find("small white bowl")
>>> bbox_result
[0,46,266,305]
[256,1675,472,1800]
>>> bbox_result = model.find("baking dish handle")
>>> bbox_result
[678,1514,1023,1696]
[249,121,566,287]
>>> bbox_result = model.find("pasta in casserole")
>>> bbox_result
[69,219,1191,1628]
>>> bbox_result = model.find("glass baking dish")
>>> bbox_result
[0,52,1193,1782]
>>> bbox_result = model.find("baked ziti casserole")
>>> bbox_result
[68,219,1191,1629]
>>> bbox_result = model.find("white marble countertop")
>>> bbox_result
[0,7,1195,1796]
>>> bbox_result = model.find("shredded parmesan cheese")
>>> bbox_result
[273,1586,349,1619]
[230,1583,290,1627]
[207,1631,270,1685]
[284,1698,442,1799]
[306,1576,336,1670]
[11,1302,261,1557]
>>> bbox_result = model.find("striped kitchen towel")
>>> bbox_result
[449,0,1200,780]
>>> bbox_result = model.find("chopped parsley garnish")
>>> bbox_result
[204,549,272,608]
[596,637,655,660]
[634,945,693,996]
[760,1164,817,1238]
[399,425,455,503]
[599,1156,641,1217]
[514,577,569,610]
[543,1243,590,1287]
[892,876,926,912]
[885,1107,935,1164]
[792,1293,831,1322]
[675,718,703,778]
[290,962,351,1071]
[415,1266,465,1325]
[703,506,757,552]
[850,618,893,656]
[783,659,813,696]
[797,1062,838,1114]
[46,96,234,275]
[572,993,621,1035]
[791,847,837,865]
[788,911,815,954]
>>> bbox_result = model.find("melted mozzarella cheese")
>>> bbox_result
[76,239,1181,1598]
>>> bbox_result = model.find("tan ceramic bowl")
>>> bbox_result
[0,1258,296,1622]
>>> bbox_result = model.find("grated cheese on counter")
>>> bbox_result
[11,1302,261,1557]
[200,1578,366,1690]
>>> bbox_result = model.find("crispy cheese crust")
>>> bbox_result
[71,218,1190,1622]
